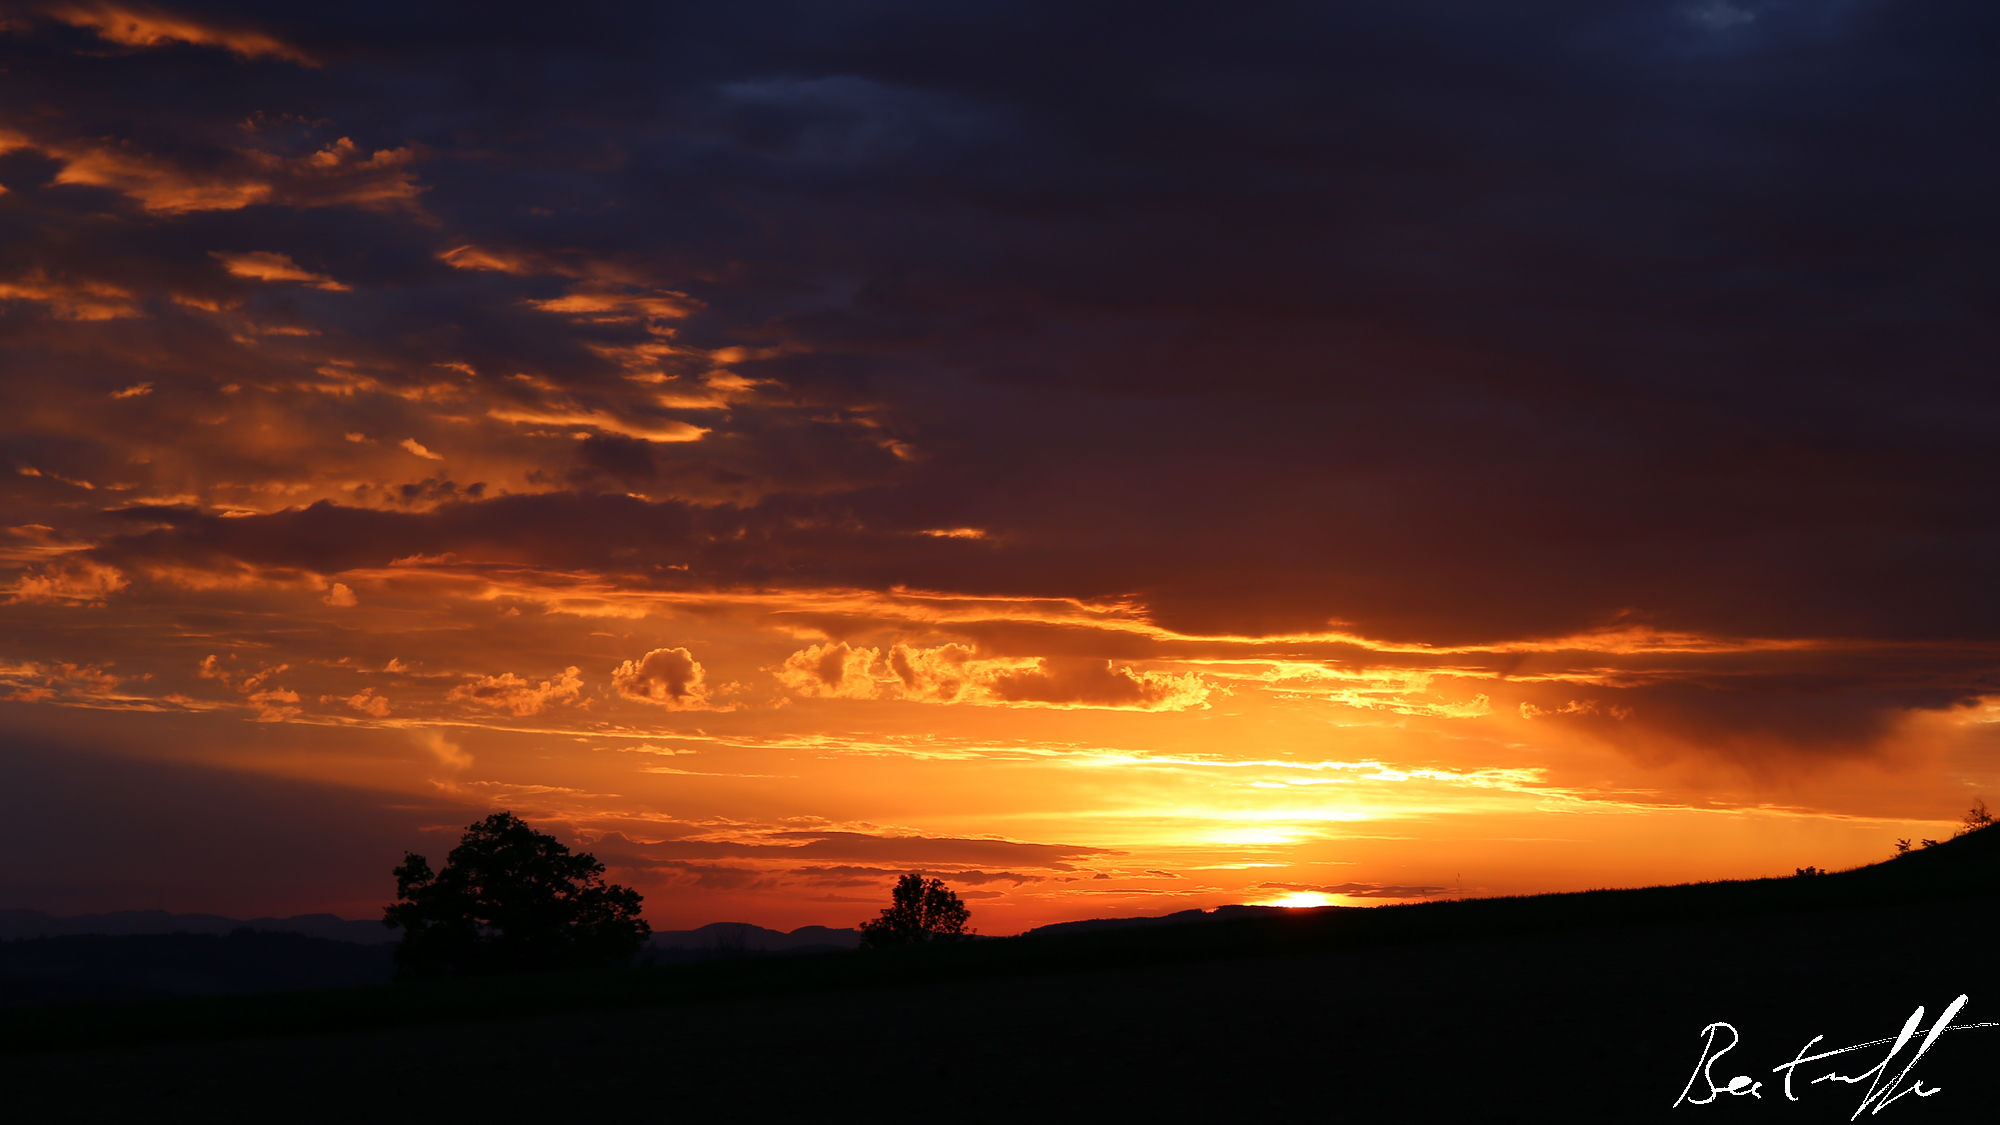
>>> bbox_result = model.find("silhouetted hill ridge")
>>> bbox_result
[6,824,1991,1009]
[0,908,392,944]
[1007,823,2000,956]
[10,832,1999,1123]
[1022,902,1349,938]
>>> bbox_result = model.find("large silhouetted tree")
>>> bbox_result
[858,873,971,948]
[383,811,649,977]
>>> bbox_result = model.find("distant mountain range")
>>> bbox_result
[646,921,860,958]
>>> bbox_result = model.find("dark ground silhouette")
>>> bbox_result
[4,827,1998,1121]
[0,931,395,1005]
[0,910,391,944]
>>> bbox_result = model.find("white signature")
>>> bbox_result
[1676,995,2000,1118]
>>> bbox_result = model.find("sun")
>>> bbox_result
[1257,890,1339,909]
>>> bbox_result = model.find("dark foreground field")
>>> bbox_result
[5,833,1998,1122]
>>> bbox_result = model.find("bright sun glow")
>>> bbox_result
[1258,890,1340,908]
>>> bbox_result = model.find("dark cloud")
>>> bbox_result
[86,492,1021,597]
[1527,676,1997,768]
[987,659,1209,711]
[3,0,1996,766]
[603,829,1108,870]
[1513,644,2000,765]
[1260,882,1448,899]
[786,865,1040,887]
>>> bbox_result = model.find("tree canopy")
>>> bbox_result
[858,873,971,948]
[383,811,649,977]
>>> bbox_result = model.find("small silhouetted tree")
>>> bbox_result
[858,873,971,948]
[1960,798,1993,835]
[383,811,649,977]
[1894,838,1912,857]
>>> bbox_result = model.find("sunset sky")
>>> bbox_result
[3,1,1996,934]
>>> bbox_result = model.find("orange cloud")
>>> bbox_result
[246,686,301,722]
[193,654,301,721]
[985,659,1213,711]
[139,560,321,593]
[6,558,129,605]
[447,666,587,716]
[0,272,140,320]
[0,524,96,564]
[50,141,272,212]
[1,660,126,703]
[1520,698,1635,721]
[921,527,989,540]
[612,647,712,709]
[30,131,418,214]
[333,687,390,717]
[526,285,693,323]
[487,406,708,444]
[196,655,289,694]
[438,244,660,289]
[1191,660,1496,719]
[420,730,472,770]
[774,641,1212,711]
[777,641,942,701]
[212,251,349,291]
[630,369,773,412]
[44,2,317,65]
[439,244,537,275]
[262,137,424,211]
